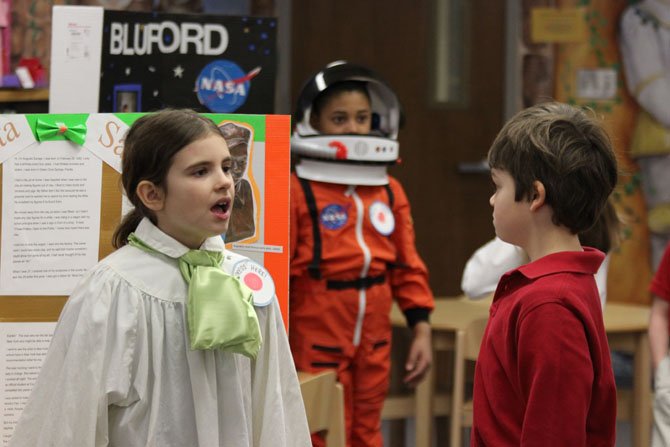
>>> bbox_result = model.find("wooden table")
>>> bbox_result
[389,297,651,447]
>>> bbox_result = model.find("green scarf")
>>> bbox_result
[128,233,262,359]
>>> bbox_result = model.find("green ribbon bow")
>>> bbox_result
[128,234,262,359]
[35,118,87,146]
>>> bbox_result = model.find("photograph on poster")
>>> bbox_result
[219,121,258,244]
[113,84,141,113]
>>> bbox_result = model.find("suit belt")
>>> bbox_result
[326,274,386,290]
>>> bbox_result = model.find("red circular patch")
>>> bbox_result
[243,272,263,291]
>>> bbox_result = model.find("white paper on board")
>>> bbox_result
[0,322,56,447]
[49,6,104,113]
[0,140,103,295]
[576,68,618,100]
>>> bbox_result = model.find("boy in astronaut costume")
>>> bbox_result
[289,61,434,447]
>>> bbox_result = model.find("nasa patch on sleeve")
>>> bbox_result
[231,259,275,307]
[369,200,395,235]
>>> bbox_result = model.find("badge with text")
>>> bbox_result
[232,259,275,307]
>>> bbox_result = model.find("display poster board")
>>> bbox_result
[49,6,277,115]
[0,112,290,320]
[0,112,289,445]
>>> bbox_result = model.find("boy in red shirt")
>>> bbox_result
[471,102,618,446]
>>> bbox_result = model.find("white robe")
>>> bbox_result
[9,218,311,447]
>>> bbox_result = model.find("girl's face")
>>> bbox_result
[154,134,234,248]
[311,90,372,135]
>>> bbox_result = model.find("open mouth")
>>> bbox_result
[211,199,231,216]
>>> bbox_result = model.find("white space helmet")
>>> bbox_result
[291,61,403,168]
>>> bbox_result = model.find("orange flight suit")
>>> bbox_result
[289,173,434,447]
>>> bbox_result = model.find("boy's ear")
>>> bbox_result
[529,180,546,211]
[136,180,165,211]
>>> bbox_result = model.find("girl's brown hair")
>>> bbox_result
[112,109,223,248]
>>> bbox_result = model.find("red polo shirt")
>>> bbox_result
[651,242,670,297]
[471,248,616,447]
[650,244,670,334]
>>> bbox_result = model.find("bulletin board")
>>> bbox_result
[548,0,652,305]
[0,112,291,325]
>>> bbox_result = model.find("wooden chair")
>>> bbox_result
[298,370,346,447]
[382,360,440,447]
[449,316,488,447]
[383,297,492,446]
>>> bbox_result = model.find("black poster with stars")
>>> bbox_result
[98,10,277,114]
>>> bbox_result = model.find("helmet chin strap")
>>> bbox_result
[295,159,389,186]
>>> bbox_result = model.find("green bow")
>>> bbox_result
[35,118,87,146]
[128,233,262,359]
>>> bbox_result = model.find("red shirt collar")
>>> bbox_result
[515,246,605,280]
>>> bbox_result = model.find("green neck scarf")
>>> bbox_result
[128,233,262,359]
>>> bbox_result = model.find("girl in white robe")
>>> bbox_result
[9,109,311,447]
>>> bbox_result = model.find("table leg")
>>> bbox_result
[415,350,435,447]
[632,332,651,447]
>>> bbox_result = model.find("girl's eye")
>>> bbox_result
[193,168,208,177]
[223,165,232,174]
[332,116,346,125]
[356,115,370,124]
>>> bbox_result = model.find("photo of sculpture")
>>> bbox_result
[219,121,256,243]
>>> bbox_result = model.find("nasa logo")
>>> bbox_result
[195,60,261,113]
[320,204,348,230]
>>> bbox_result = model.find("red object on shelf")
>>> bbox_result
[18,58,46,85]
[0,0,11,77]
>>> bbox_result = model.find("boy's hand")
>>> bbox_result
[403,321,432,388]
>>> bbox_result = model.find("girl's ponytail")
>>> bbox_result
[112,207,145,249]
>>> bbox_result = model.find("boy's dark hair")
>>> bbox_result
[579,199,621,253]
[488,102,618,234]
[112,109,224,248]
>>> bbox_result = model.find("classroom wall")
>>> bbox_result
[290,0,506,297]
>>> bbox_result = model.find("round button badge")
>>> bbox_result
[369,200,395,236]
[232,259,275,307]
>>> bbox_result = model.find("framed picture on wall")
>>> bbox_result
[113,83,142,113]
